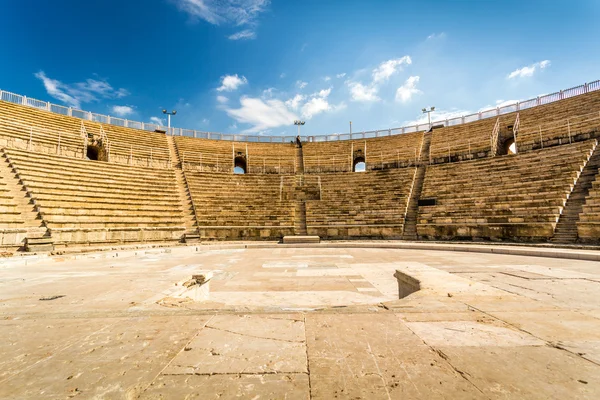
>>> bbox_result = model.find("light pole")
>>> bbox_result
[422,106,435,128]
[349,121,352,135]
[162,109,177,135]
[294,120,305,136]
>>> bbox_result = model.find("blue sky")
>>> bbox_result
[1,0,599,136]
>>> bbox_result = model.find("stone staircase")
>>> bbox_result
[296,146,304,174]
[551,143,600,243]
[294,202,308,235]
[402,132,432,240]
[0,149,50,250]
[167,136,200,243]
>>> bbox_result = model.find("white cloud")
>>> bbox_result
[149,116,165,126]
[372,56,412,83]
[111,105,135,117]
[323,76,331,82]
[262,87,276,98]
[216,95,229,104]
[426,32,446,40]
[346,55,413,102]
[507,60,551,79]
[296,80,308,89]
[34,71,129,109]
[225,96,298,133]
[202,118,210,124]
[285,94,305,110]
[315,88,331,98]
[174,0,269,29]
[228,29,256,40]
[336,73,346,78]
[395,76,422,103]
[300,97,346,120]
[279,72,286,79]
[347,81,380,102]
[217,74,248,92]
[301,97,330,119]
[403,108,474,127]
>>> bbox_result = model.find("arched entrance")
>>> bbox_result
[353,156,366,172]
[234,156,247,174]
[501,138,517,155]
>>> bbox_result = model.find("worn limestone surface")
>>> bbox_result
[1,246,600,399]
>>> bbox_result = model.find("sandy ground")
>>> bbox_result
[1,245,600,399]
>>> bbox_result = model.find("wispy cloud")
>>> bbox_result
[228,29,256,40]
[296,80,308,89]
[507,60,550,79]
[372,56,412,83]
[149,116,166,126]
[225,96,298,133]
[336,73,346,79]
[216,95,229,103]
[173,0,269,40]
[426,32,446,40]
[34,71,129,109]
[347,81,380,102]
[395,76,421,103]
[285,94,305,110]
[346,56,412,102]
[217,74,248,92]
[111,105,135,117]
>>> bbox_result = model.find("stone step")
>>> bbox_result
[283,235,320,244]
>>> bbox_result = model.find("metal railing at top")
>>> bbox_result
[1,80,599,143]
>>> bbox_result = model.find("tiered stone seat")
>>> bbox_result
[303,141,352,173]
[516,91,600,150]
[185,172,295,239]
[244,142,296,174]
[0,100,171,168]
[303,132,424,173]
[4,148,184,246]
[97,123,171,168]
[306,168,416,238]
[0,168,28,247]
[0,100,83,157]
[578,168,600,242]
[175,136,296,174]
[429,117,500,163]
[418,140,597,240]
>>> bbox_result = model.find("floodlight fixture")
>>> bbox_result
[162,109,178,135]
[422,106,435,127]
[294,120,306,136]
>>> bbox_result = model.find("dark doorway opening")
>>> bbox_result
[353,156,366,172]
[234,156,247,174]
[86,146,100,161]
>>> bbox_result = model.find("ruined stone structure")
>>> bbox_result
[1,86,600,251]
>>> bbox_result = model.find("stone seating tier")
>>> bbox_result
[4,148,185,246]
[578,166,600,241]
[175,136,296,174]
[185,171,295,240]
[302,131,424,173]
[418,140,596,240]
[306,168,415,238]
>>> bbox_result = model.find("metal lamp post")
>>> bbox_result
[294,120,305,136]
[162,109,177,135]
[422,106,435,128]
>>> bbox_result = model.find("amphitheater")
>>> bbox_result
[1,82,600,399]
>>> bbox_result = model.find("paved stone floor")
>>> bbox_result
[1,246,600,399]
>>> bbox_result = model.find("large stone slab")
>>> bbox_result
[436,346,600,399]
[305,314,484,399]
[140,373,309,399]
[163,314,307,375]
